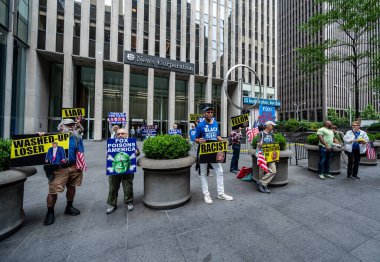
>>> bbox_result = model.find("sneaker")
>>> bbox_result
[204,194,213,204]
[127,203,134,211]
[264,186,271,193]
[106,205,117,214]
[217,193,233,201]
[346,176,353,180]
[207,173,214,177]
[43,212,55,226]
[230,170,238,173]
[352,176,360,180]
[318,174,326,180]
[64,206,81,216]
[325,174,335,179]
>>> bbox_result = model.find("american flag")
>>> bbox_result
[246,121,260,142]
[257,149,268,173]
[76,151,87,171]
[366,142,377,160]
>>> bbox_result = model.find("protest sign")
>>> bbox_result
[168,129,182,135]
[11,133,70,167]
[189,114,202,122]
[198,141,228,163]
[141,125,157,138]
[106,138,137,175]
[230,113,249,129]
[62,108,86,118]
[258,105,276,125]
[108,112,127,124]
[261,143,280,163]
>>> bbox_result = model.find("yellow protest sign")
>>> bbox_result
[62,108,86,118]
[189,114,202,122]
[199,141,228,155]
[261,143,280,163]
[231,113,249,128]
[11,134,70,159]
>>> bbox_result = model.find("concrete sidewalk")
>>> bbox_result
[1,141,380,262]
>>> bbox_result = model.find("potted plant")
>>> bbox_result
[0,138,37,240]
[304,133,344,174]
[360,133,380,166]
[137,134,195,209]
[248,133,293,186]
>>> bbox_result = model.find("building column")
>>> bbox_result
[123,65,130,128]
[24,0,44,133]
[45,0,57,52]
[188,75,195,115]
[94,0,105,140]
[62,0,74,108]
[110,0,119,61]
[168,72,176,129]
[147,69,154,125]
[80,0,90,57]
[188,1,195,117]
[221,82,228,137]
[3,29,14,138]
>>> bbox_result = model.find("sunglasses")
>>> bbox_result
[117,132,127,135]
[352,125,358,126]
[205,111,213,114]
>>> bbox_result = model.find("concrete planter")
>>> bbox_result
[360,141,380,166]
[304,144,344,175]
[375,140,380,159]
[0,167,37,240]
[137,155,196,209]
[248,149,293,187]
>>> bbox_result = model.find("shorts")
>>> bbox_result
[48,165,83,194]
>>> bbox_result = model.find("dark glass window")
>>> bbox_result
[0,0,9,28]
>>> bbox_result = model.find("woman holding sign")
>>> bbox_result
[195,106,233,204]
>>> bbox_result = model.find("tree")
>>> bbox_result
[361,104,380,119]
[297,0,380,119]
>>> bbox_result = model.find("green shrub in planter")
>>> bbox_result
[0,138,12,171]
[142,134,191,159]
[307,133,319,145]
[367,133,375,142]
[374,132,380,140]
[367,122,380,132]
[251,133,287,150]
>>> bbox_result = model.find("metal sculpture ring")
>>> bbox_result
[222,64,262,110]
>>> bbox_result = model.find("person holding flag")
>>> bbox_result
[195,106,233,204]
[246,121,260,142]
[255,121,277,193]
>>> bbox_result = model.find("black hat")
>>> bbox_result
[203,106,214,112]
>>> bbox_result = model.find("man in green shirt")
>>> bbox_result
[317,121,340,180]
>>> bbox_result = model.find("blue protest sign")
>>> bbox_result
[168,129,182,135]
[108,112,127,124]
[141,125,157,138]
[106,138,137,175]
[258,105,276,124]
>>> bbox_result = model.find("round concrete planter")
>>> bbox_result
[0,167,37,240]
[137,155,196,209]
[360,141,380,166]
[304,144,344,174]
[375,140,380,159]
[248,149,293,186]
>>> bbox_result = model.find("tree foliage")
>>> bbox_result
[297,0,380,118]
[361,104,380,120]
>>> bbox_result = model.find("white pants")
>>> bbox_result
[200,162,224,196]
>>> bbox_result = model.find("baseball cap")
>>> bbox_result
[265,121,276,126]
[203,106,214,112]
[61,118,76,125]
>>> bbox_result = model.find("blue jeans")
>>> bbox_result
[318,146,333,174]
[230,144,240,171]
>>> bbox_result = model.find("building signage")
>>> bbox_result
[124,51,195,74]
[243,97,281,107]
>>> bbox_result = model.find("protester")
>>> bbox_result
[343,121,369,180]
[255,121,277,193]
[75,116,85,138]
[229,126,242,173]
[331,125,344,144]
[189,124,197,144]
[195,106,233,204]
[106,128,140,214]
[43,118,86,226]
[136,126,141,141]
[108,119,125,139]
[317,121,340,180]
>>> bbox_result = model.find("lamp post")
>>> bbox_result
[294,102,306,121]
[334,85,352,125]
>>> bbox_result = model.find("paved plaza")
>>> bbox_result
[1,141,380,262]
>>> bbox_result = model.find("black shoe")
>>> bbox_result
[258,184,266,193]
[64,206,81,216]
[352,176,360,180]
[235,169,240,172]
[230,170,237,173]
[43,212,55,226]
[264,186,271,193]
[346,176,353,180]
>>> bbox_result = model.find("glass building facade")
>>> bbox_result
[0,0,277,139]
